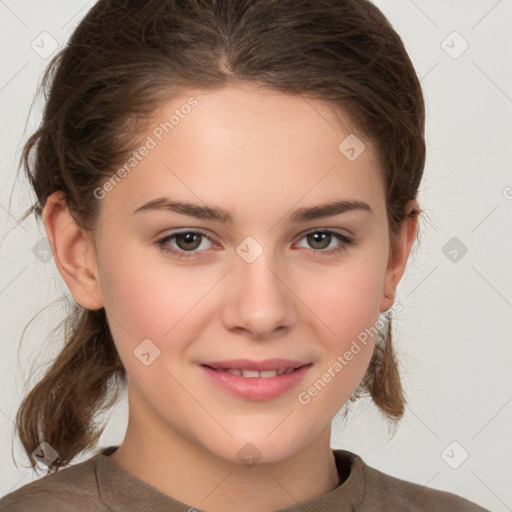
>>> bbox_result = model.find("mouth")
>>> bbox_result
[201,365,305,378]
[198,359,313,401]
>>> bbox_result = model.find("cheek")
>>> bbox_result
[294,254,386,403]
[295,268,381,417]
[97,246,216,357]
[304,253,386,342]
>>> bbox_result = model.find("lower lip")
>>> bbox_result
[199,364,312,401]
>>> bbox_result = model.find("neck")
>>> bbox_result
[110,397,341,512]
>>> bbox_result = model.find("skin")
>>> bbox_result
[43,83,418,512]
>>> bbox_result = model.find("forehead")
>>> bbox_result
[100,83,385,220]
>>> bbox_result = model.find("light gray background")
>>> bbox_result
[1,1,511,510]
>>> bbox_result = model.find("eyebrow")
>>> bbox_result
[133,197,373,223]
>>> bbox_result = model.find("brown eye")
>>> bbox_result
[306,232,332,250]
[156,229,215,258]
[174,232,203,251]
[296,229,353,257]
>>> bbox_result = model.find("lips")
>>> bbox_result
[201,358,310,372]
[211,367,296,378]
[198,358,313,400]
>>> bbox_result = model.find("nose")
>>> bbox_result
[220,246,298,341]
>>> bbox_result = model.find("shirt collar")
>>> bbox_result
[96,446,366,511]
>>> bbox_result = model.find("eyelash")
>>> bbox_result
[155,228,353,259]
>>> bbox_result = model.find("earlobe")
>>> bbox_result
[379,199,419,312]
[42,191,104,310]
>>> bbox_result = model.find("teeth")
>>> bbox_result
[259,370,278,378]
[241,370,260,378]
[214,367,296,378]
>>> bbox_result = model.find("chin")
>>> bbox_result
[206,428,308,467]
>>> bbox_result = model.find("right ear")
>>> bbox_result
[42,191,104,310]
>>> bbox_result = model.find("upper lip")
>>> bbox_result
[200,358,311,371]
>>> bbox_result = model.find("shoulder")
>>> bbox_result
[0,454,108,512]
[348,451,490,511]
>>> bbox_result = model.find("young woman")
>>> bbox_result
[0,0,490,511]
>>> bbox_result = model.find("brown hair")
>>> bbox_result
[16,0,425,472]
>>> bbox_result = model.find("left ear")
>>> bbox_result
[380,199,419,313]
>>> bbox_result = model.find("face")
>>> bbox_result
[75,83,401,464]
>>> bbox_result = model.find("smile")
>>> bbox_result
[198,360,313,401]
[208,367,297,378]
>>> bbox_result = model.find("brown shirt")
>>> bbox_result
[0,446,489,511]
